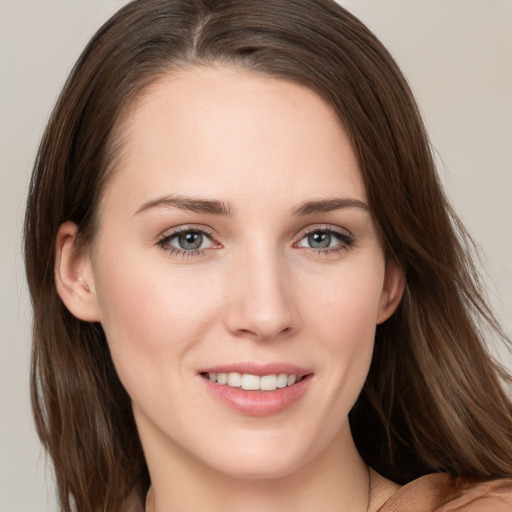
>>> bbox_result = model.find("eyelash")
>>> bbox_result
[156,226,218,258]
[295,226,356,255]
[156,225,355,258]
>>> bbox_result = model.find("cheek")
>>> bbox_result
[306,264,384,407]
[314,265,385,349]
[92,250,220,386]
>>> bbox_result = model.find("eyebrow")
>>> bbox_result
[291,198,369,216]
[135,195,368,217]
[134,195,234,216]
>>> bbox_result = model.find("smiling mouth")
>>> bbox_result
[200,372,306,391]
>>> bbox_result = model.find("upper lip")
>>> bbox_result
[198,362,311,378]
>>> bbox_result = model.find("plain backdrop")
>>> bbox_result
[1,1,510,511]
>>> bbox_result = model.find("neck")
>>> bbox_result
[143,424,377,512]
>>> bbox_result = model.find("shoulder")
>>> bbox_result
[377,473,512,512]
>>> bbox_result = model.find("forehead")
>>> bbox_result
[101,66,365,216]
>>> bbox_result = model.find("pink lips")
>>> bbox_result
[198,362,313,417]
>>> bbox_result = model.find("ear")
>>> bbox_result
[376,260,405,325]
[54,221,101,322]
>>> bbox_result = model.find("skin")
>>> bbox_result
[56,66,404,511]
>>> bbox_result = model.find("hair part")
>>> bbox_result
[24,1,512,510]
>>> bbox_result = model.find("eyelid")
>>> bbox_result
[156,224,222,257]
[297,224,354,240]
[157,224,217,241]
[294,224,356,251]
[155,223,355,258]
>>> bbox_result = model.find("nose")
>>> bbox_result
[223,248,297,342]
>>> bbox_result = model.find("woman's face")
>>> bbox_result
[71,67,402,479]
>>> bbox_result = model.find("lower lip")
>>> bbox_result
[200,374,313,417]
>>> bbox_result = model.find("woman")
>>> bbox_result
[24,0,512,511]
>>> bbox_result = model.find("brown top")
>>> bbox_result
[378,473,512,512]
[126,473,512,511]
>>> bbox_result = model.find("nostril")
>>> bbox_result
[234,324,293,341]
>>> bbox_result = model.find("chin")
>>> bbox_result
[197,430,320,481]
[210,456,305,481]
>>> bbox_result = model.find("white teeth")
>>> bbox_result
[206,372,301,391]
[276,373,288,388]
[241,374,260,390]
[227,372,242,387]
[260,374,278,391]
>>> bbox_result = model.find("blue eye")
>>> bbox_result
[158,229,214,253]
[297,228,354,251]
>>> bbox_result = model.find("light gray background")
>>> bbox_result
[1,1,511,511]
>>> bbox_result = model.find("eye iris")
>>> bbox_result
[178,231,203,250]
[308,232,331,249]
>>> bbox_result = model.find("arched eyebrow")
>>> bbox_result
[134,195,368,217]
[291,198,369,216]
[134,195,235,216]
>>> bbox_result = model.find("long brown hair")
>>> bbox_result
[24,0,512,510]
